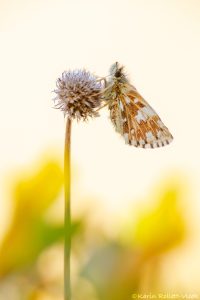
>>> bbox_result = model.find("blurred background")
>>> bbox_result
[0,0,200,299]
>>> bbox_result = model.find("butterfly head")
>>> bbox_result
[109,62,128,83]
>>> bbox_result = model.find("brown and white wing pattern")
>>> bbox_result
[109,88,173,148]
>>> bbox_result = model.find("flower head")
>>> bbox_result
[54,69,103,120]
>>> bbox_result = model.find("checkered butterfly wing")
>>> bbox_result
[109,86,173,148]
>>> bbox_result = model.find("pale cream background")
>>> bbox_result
[0,0,200,292]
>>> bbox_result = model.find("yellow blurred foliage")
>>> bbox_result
[0,158,64,278]
[0,157,189,300]
[133,183,186,257]
[80,179,187,300]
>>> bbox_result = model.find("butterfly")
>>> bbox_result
[102,62,173,148]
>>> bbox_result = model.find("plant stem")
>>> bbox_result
[64,117,71,300]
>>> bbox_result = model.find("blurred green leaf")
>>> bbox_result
[81,242,141,300]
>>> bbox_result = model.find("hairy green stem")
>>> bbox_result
[64,117,71,300]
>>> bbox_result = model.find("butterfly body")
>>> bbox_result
[104,62,173,148]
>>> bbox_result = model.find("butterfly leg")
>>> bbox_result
[96,77,107,87]
[95,101,110,112]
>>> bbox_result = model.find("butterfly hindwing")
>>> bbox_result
[105,62,173,148]
[109,87,173,148]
